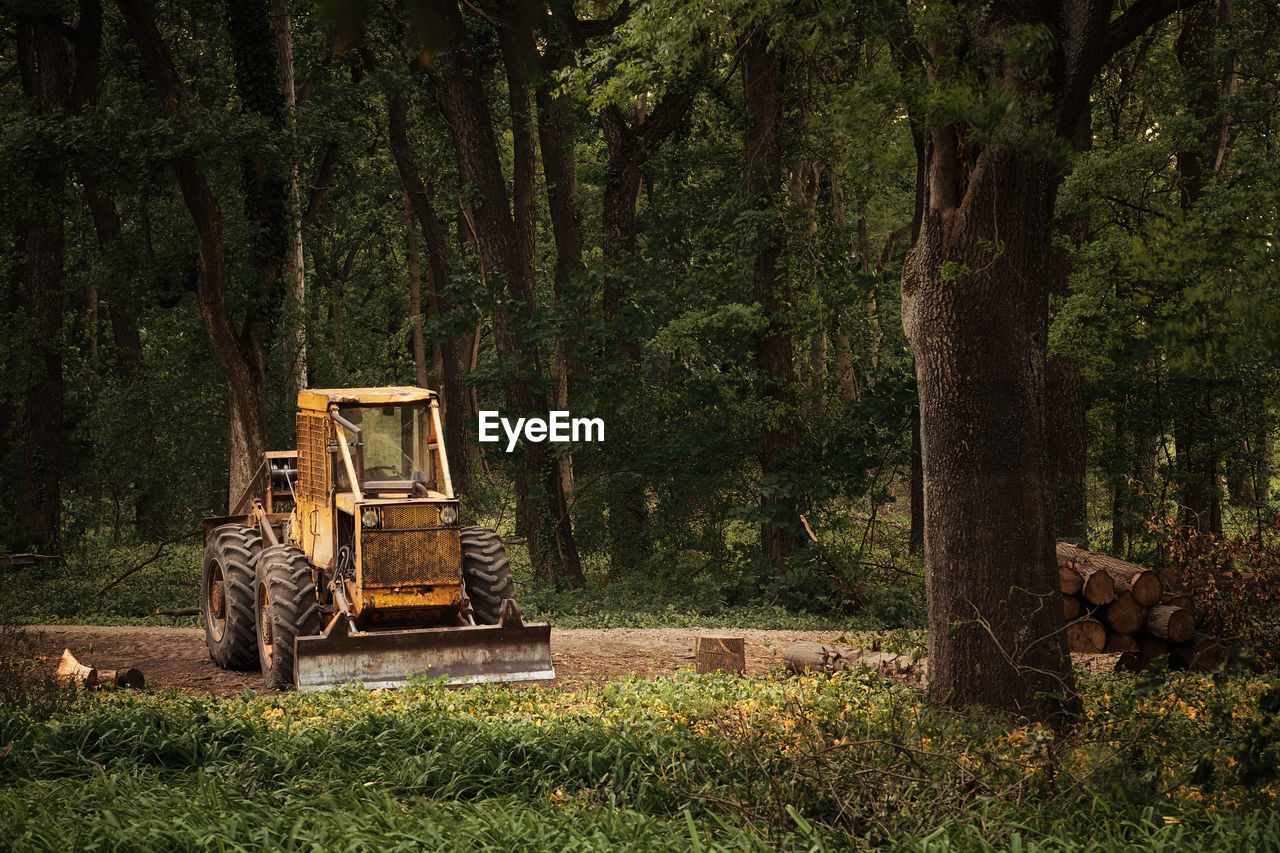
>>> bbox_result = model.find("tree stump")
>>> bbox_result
[695,636,745,675]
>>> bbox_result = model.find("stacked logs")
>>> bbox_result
[1057,543,1221,672]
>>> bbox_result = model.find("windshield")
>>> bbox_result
[336,404,433,487]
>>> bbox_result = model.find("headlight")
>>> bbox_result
[361,508,379,529]
[438,504,458,526]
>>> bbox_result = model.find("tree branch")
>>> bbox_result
[1101,0,1207,65]
[636,87,694,146]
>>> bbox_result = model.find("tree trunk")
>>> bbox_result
[1047,112,1091,541]
[405,195,430,388]
[1145,605,1194,643]
[1065,618,1106,654]
[270,0,308,402]
[385,87,471,496]
[16,11,72,553]
[428,1,570,580]
[909,401,923,555]
[1173,2,1231,538]
[887,0,1198,719]
[119,0,270,507]
[905,137,1075,714]
[743,30,801,575]
[501,15,584,589]
[535,4,586,516]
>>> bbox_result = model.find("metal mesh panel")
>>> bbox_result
[379,504,440,529]
[360,528,461,588]
[296,414,330,502]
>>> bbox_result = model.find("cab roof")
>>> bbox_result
[297,387,435,410]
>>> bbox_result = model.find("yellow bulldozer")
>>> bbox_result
[198,386,554,689]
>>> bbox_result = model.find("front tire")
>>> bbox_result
[255,544,323,688]
[460,526,516,625]
[201,525,261,670]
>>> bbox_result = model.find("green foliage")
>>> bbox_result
[0,541,204,627]
[3,670,1280,850]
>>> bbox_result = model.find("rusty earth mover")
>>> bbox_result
[199,387,554,690]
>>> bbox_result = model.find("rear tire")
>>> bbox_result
[201,525,261,670]
[460,526,516,625]
[255,544,323,689]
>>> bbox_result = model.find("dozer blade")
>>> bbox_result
[293,616,555,690]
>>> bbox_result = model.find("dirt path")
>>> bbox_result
[29,625,853,696]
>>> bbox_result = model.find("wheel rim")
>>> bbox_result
[206,562,227,641]
[258,582,274,670]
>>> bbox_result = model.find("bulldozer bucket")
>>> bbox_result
[293,616,555,690]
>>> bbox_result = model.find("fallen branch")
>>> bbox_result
[97,530,199,596]
[156,607,200,618]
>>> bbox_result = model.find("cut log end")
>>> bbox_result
[1146,605,1195,643]
[56,649,98,689]
[1066,617,1106,654]
[1081,570,1116,605]
[695,635,745,675]
[100,668,146,690]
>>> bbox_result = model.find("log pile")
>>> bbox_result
[1057,543,1221,672]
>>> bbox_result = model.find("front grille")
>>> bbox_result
[360,528,461,588]
[379,504,440,529]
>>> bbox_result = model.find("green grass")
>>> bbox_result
[3,670,1280,851]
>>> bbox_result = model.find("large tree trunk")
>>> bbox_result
[536,0,586,518]
[743,31,801,574]
[270,0,308,402]
[386,88,471,495]
[596,73,694,575]
[500,14,584,588]
[119,0,269,507]
[15,12,73,552]
[1172,1,1231,539]
[891,0,1200,719]
[427,1,572,581]
[906,139,1073,717]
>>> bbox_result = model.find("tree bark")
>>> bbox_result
[597,83,694,575]
[405,195,430,388]
[15,11,73,552]
[270,0,308,402]
[743,30,801,575]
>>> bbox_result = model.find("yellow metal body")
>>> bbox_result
[290,387,463,623]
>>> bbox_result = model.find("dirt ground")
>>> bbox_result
[28,625,854,696]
